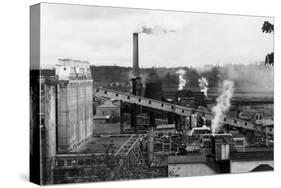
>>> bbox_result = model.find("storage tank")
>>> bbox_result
[144,71,163,101]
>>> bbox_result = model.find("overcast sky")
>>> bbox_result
[40,3,274,68]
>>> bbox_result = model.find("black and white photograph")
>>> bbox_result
[29,2,274,185]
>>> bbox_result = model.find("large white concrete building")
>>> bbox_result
[55,58,92,80]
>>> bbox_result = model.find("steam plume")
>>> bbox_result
[211,80,234,134]
[176,69,186,90]
[139,26,176,35]
[198,77,209,97]
[221,64,273,93]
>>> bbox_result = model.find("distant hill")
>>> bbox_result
[40,63,273,93]
[90,65,131,83]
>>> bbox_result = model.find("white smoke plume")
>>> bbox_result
[138,26,176,35]
[176,69,186,90]
[221,64,273,93]
[211,80,234,134]
[198,77,209,97]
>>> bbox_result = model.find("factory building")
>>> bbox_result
[144,71,164,101]
[39,59,94,152]
[95,100,120,117]
[31,70,57,185]
[56,80,93,152]
[55,58,92,80]
[35,59,94,184]
[162,73,179,100]
[30,59,93,184]
[168,156,217,177]
[39,78,57,184]
[55,59,93,152]
[45,31,274,183]
[94,100,120,123]
[230,149,273,173]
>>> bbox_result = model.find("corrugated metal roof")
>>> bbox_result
[230,149,273,161]
[168,155,206,164]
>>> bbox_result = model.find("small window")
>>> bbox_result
[161,104,164,107]
[224,118,227,121]
[234,120,237,124]
[56,160,64,167]
[127,96,130,100]
[182,110,184,113]
[115,93,119,97]
[171,106,174,110]
[104,91,107,94]
[67,160,72,166]
[244,122,247,126]
[63,67,67,71]
[148,101,151,104]
[138,98,141,102]
[96,89,99,92]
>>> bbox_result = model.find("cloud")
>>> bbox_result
[40,3,274,68]
[42,3,146,21]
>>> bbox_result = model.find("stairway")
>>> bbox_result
[115,134,143,156]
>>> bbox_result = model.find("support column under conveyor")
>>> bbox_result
[130,77,142,133]
[120,100,124,134]
[174,113,181,131]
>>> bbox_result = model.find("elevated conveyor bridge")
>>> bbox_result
[93,87,273,136]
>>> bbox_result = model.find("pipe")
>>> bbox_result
[147,130,154,165]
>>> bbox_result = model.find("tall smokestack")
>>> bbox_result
[133,33,139,77]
